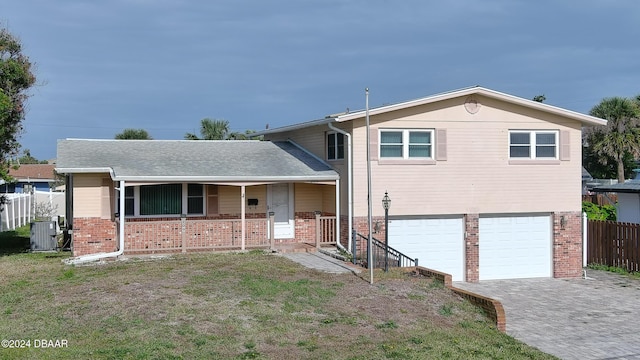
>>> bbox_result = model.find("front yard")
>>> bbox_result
[0,229,555,359]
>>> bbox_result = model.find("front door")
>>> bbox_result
[268,183,294,239]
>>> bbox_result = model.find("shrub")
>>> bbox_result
[582,201,616,221]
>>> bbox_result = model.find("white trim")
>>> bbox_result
[326,131,345,161]
[508,130,559,160]
[379,129,434,160]
[336,86,607,126]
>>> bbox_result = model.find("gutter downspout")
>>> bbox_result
[64,179,126,265]
[327,122,353,253]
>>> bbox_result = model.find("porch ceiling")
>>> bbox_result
[56,139,339,182]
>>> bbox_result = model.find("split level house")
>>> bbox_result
[56,86,607,282]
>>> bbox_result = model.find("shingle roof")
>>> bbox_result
[56,139,339,182]
[9,164,56,180]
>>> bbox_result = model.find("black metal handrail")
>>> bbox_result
[352,231,417,269]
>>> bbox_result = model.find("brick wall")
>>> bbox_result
[465,214,479,283]
[552,211,583,278]
[72,218,117,256]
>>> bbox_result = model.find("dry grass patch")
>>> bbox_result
[0,247,557,359]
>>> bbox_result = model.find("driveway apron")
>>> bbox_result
[455,270,640,360]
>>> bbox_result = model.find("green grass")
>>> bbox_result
[0,245,558,359]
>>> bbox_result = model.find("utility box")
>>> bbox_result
[30,221,57,251]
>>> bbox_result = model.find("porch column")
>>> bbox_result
[241,185,246,251]
[335,178,340,247]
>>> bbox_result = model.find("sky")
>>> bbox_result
[2,0,640,160]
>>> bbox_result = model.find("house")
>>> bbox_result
[57,86,607,282]
[592,176,640,224]
[0,164,57,193]
[255,86,606,282]
[55,140,340,260]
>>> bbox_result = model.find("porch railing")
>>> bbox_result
[124,218,269,253]
[352,231,417,269]
[315,214,337,247]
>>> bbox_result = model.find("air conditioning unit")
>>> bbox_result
[30,221,57,251]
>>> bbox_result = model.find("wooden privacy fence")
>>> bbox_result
[587,220,640,272]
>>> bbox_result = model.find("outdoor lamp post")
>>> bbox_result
[382,191,391,272]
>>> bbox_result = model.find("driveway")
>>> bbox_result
[455,270,640,360]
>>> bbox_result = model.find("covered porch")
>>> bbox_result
[56,139,341,261]
[120,182,339,254]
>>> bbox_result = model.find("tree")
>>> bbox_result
[115,128,152,139]
[584,97,640,183]
[0,27,37,205]
[15,148,48,164]
[185,118,230,140]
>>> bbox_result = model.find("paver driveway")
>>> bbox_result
[455,270,640,360]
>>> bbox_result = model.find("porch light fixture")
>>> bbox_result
[560,215,567,230]
[382,191,391,272]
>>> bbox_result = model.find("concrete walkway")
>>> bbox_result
[279,251,361,274]
[455,270,640,360]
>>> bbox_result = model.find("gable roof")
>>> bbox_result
[56,139,339,182]
[253,86,607,136]
[9,164,56,181]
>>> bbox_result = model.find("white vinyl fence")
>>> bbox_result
[0,193,34,231]
[0,190,65,232]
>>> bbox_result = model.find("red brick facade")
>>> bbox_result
[552,211,583,278]
[72,212,331,256]
[352,211,584,282]
[464,214,480,282]
[72,218,118,256]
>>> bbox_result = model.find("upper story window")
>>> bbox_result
[380,129,433,159]
[327,132,344,160]
[509,131,558,159]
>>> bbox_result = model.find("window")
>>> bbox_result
[327,132,344,160]
[124,187,134,216]
[118,183,205,217]
[509,131,558,159]
[380,129,433,159]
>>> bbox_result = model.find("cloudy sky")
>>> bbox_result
[3,1,640,160]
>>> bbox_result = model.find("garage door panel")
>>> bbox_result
[389,218,464,281]
[479,215,551,280]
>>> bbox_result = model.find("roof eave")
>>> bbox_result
[251,117,335,136]
[335,86,607,126]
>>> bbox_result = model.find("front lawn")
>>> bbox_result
[0,237,556,359]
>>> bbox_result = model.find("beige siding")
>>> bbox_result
[73,173,111,217]
[322,185,336,214]
[217,185,266,214]
[265,123,350,216]
[295,183,323,213]
[347,95,582,216]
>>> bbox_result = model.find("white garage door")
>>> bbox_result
[388,217,464,281]
[479,215,551,280]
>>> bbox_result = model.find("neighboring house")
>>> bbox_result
[55,140,339,259]
[592,177,640,224]
[255,86,606,282]
[582,167,593,195]
[0,164,57,193]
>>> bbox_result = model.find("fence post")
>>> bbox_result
[583,212,587,267]
[315,211,321,249]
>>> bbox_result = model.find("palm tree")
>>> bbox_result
[185,118,230,140]
[115,128,152,139]
[586,97,640,183]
